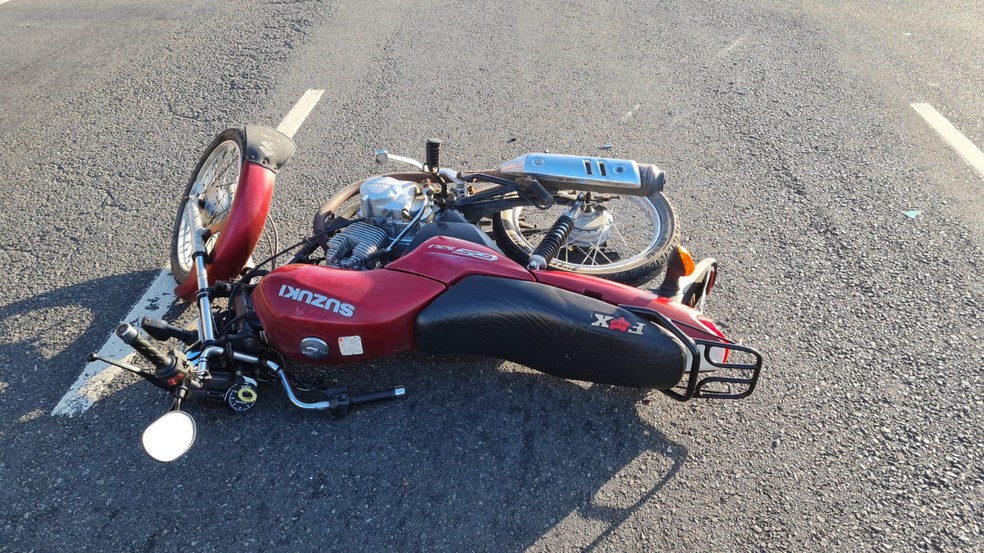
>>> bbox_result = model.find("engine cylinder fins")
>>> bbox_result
[325,221,390,268]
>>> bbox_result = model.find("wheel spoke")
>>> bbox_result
[175,140,242,276]
[609,220,631,252]
[589,234,615,265]
[496,194,670,279]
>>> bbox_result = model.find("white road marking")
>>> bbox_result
[620,103,641,122]
[718,32,748,57]
[0,1,12,6]
[51,90,325,416]
[911,103,984,179]
[276,89,325,138]
[51,270,178,416]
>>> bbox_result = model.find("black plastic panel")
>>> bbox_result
[244,125,296,173]
[416,275,687,389]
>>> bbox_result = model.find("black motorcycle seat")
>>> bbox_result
[416,275,687,389]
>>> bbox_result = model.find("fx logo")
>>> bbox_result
[591,313,645,335]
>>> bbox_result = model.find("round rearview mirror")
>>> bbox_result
[142,411,197,463]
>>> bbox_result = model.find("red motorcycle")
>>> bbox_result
[97,126,761,462]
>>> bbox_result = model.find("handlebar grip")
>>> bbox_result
[141,317,198,345]
[521,178,554,208]
[117,324,173,371]
[426,138,442,170]
[350,387,407,405]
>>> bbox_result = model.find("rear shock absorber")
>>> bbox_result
[527,194,585,271]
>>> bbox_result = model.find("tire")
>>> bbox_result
[170,129,246,284]
[312,181,363,248]
[491,192,679,286]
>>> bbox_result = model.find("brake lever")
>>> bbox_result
[87,352,151,376]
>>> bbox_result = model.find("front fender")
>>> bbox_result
[175,126,295,300]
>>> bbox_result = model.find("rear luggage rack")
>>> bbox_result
[622,306,762,401]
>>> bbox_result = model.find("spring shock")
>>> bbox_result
[527,194,585,271]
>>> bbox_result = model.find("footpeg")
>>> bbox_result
[324,386,407,417]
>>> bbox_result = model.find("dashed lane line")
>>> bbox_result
[277,89,325,139]
[51,271,178,416]
[911,103,984,179]
[51,90,325,416]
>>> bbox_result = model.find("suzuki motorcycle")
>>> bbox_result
[95,126,762,462]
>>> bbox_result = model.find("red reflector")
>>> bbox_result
[697,318,730,364]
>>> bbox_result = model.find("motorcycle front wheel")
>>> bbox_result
[491,192,679,286]
[169,129,246,284]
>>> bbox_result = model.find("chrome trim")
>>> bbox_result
[196,346,224,378]
[373,149,425,170]
[526,254,548,271]
[499,153,642,190]
[185,200,219,379]
[299,337,330,360]
[263,359,336,411]
[229,353,335,410]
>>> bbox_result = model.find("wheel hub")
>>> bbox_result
[568,207,613,247]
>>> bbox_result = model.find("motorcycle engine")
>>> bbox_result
[324,176,430,269]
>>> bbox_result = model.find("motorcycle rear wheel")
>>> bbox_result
[312,181,363,247]
[492,192,679,286]
[170,129,246,284]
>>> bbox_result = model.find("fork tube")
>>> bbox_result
[185,200,218,376]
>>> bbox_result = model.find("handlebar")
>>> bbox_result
[117,324,174,371]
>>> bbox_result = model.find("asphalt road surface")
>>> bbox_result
[1,0,982,551]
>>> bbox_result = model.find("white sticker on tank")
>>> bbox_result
[338,336,364,356]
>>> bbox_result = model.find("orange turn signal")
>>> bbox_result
[677,246,696,276]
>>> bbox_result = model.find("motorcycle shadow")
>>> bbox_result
[0,271,690,551]
[229,352,691,551]
[0,270,168,423]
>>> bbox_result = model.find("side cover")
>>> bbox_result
[416,275,688,389]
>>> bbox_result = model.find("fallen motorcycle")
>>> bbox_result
[96,126,762,462]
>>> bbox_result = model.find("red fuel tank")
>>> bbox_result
[386,236,533,284]
[252,264,446,363]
